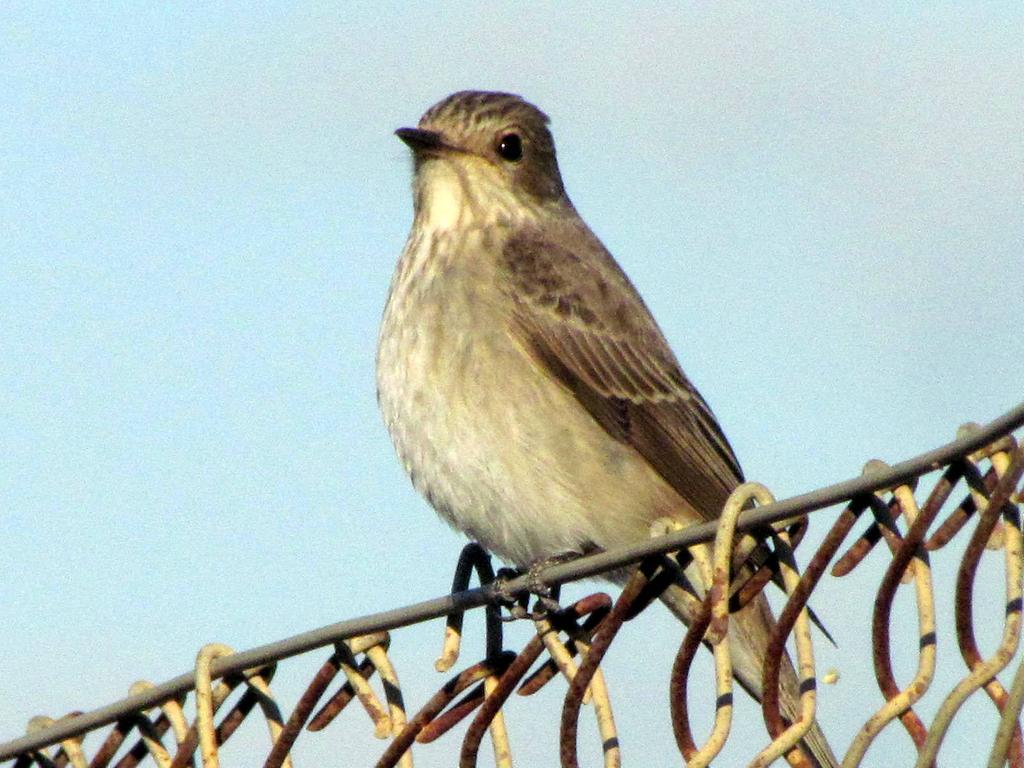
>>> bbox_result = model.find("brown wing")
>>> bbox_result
[502,222,742,519]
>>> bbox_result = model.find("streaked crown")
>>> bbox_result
[404,91,567,203]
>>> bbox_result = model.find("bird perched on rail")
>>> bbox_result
[377,90,837,767]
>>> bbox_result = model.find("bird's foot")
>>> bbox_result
[493,567,532,620]
[494,553,580,621]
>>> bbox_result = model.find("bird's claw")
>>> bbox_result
[493,555,578,621]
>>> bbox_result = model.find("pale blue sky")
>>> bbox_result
[2,4,1022,766]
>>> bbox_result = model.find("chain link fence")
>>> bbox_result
[3,402,1023,767]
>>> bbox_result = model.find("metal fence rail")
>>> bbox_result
[4,401,1024,767]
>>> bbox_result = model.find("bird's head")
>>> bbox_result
[396,91,569,229]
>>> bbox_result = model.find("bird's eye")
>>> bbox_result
[496,133,523,162]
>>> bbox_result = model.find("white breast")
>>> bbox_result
[377,228,683,568]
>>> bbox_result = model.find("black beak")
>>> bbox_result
[395,127,448,153]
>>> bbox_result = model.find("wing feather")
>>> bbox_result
[502,222,743,519]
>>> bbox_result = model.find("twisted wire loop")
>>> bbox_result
[3,406,1024,767]
[752,497,819,768]
[434,543,502,673]
[192,643,293,768]
[660,494,740,768]
[832,431,1024,768]
[919,441,1024,768]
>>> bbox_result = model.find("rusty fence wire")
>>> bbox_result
[3,402,1024,768]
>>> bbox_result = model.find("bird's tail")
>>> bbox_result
[660,583,838,768]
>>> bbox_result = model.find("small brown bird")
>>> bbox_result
[377,91,837,767]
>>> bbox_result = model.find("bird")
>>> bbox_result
[376,90,837,767]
